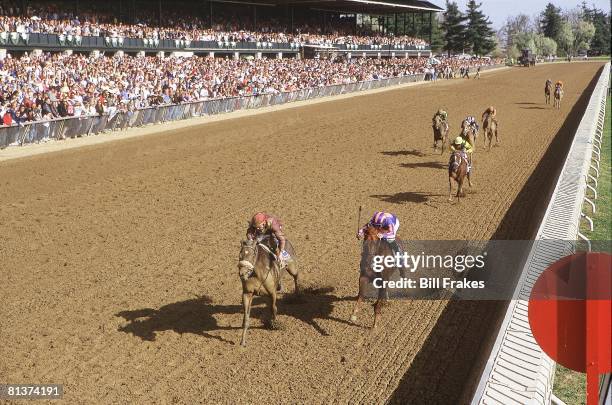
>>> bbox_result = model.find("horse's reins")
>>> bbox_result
[240,241,277,296]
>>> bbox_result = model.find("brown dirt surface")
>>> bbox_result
[0,62,605,404]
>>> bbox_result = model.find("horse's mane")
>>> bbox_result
[364,225,382,240]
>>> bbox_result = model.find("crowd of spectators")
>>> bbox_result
[0,52,502,126]
[0,1,429,47]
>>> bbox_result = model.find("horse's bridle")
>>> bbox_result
[238,242,258,279]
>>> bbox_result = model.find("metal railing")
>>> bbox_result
[0,73,430,148]
[0,64,505,149]
[471,62,610,405]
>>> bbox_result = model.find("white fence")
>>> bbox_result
[471,62,610,404]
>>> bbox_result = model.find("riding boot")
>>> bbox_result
[277,277,283,292]
[387,240,402,256]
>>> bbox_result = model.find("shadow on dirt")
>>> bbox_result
[399,161,446,169]
[116,287,353,343]
[520,106,547,110]
[386,65,604,405]
[380,149,426,157]
[370,191,442,204]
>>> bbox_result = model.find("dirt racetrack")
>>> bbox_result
[0,62,605,404]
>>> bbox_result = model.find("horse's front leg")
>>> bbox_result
[240,291,254,347]
[351,276,368,323]
[448,176,454,202]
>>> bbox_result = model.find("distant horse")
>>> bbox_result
[482,115,499,150]
[448,151,469,202]
[350,226,401,329]
[432,115,449,154]
[545,80,553,104]
[554,86,563,109]
[238,237,300,347]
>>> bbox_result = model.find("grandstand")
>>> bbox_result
[0,0,442,57]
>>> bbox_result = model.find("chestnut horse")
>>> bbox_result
[483,115,499,150]
[350,226,400,329]
[448,151,469,201]
[554,85,563,109]
[237,237,300,346]
[460,120,477,152]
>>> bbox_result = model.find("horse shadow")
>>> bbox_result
[520,106,546,110]
[399,161,446,169]
[370,191,442,204]
[115,288,354,343]
[380,149,426,157]
[279,286,355,336]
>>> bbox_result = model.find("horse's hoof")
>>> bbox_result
[350,314,357,322]
[240,341,246,347]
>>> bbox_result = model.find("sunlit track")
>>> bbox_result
[0,62,604,404]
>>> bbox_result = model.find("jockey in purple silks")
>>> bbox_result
[356,211,402,255]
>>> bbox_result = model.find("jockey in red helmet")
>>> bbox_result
[246,212,288,262]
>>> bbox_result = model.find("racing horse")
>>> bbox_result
[432,114,449,154]
[545,80,553,104]
[482,114,499,150]
[460,119,477,152]
[554,85,563,109]
[237,237,300,346]
[448,151,469,201]
[350,225,402,329]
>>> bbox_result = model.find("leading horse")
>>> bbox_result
[237,237,300,346]
[350,226,401,329]
[554,86,563,109]
[482,115,499,150]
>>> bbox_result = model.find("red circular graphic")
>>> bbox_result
[528,252,611,404]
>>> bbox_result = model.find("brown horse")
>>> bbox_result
[432,115,449,154]
[448,151,469,201]
[237,237,300,346]
[545,80,553,104]
[350,226,399,329]
[554,86,563,109]
[460,120,477,152]
[482,115,499,150]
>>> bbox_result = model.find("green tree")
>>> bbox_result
[429,15,445,53]
[556,20,575,55]
[442,0,466,55]
[573,20,596,52]
[538,36,558,56]
[464,0,496,55]
[581,4,611,55]
[540,3,563,40]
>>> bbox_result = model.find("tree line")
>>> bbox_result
[432,1,610,58]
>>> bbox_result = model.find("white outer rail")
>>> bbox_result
[471,62,610,405]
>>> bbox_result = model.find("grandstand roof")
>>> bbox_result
[212,0,444,14]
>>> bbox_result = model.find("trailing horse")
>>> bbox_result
[432,115,449,154]
[545,81,553,104]
[448,151,469,201]
[350,226,401,329]
[482,115,499,150]
[554,86,563,109]
[237,237,300,347]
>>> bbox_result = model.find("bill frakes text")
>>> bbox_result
[373,277,485,289]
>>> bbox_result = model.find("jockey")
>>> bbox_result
[546,78,553,87]
[481,106,498,125]
[461,115,479,133]
[357,211,402,255]
[555,80,564,91]
[433,108,448,123]
[450,136,473,155]
[246,212,289,263]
